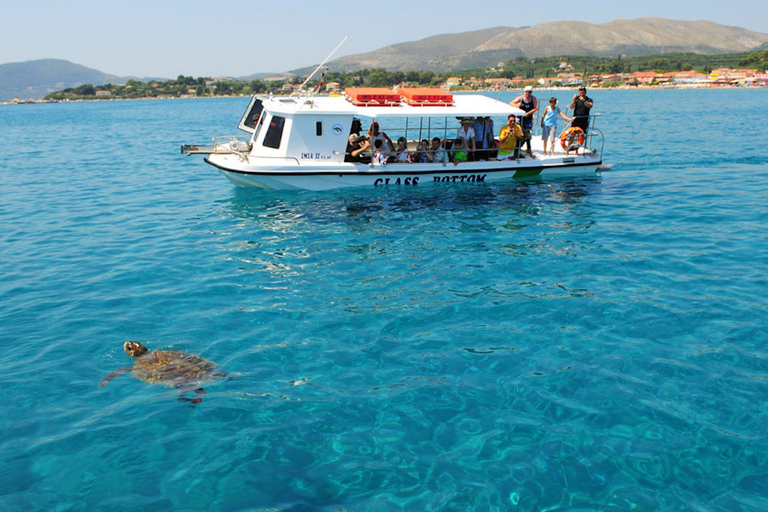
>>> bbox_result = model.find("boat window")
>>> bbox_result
[316,122,323,137]
[237,97,264,133]
[263,115,286,149]
[252,112,266,142]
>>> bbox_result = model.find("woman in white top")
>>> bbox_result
[456,118,477,161]
[368,121,394,158]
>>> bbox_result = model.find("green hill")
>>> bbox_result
[296,18,768,73]
[5,18,768,102]
[0,59,120,102]
[0,59,169,102]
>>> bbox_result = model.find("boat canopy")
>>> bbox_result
[257,88,525,119]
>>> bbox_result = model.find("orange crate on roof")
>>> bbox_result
[398,88,453,106]
[344,87,401,106]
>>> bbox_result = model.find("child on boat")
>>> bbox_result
[452,138,468,165]
[540,98,572,156]
[373,139,388,166]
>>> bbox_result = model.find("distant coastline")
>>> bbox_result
[0,84,768,105]
[4,21,767,103]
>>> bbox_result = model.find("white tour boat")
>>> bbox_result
[182,87,605,191]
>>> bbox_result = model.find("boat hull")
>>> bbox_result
[205,155,603,191]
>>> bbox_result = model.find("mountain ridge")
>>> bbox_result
[0,58,169,102]
[3,18,768,102]
[296,18,768,73]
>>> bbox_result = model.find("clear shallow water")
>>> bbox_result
[1,90,768,511]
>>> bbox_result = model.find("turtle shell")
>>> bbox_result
[131,349,219,387]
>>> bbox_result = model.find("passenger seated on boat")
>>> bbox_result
[414,139,431,163]
[368,121,394,158]
[349,118,364,138]
[373,139,388,166]
[497,115,524,160]
[457,118,477,161]
[345,119,371,163]
[345,137,370,163]
[393,137,413,163]
[452,138,468,165]
[428,137,448,164]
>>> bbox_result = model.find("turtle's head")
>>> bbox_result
[124,341,149,358]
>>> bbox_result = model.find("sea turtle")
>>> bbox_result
[100,341,225,403]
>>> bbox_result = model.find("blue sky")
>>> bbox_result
[2,0,766,78]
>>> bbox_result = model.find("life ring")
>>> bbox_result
[560,127,585,151]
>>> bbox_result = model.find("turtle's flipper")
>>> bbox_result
[99,367,132,387]
[177,387,205,404]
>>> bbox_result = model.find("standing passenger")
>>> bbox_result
[540,98,572,156]
[472,116,495,161]
[569,87,594,134]
[510,86,539,158]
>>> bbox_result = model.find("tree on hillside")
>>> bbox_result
[366,69,390,87]
[74,84,96,96]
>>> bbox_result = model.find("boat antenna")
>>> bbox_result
[299,35,349,92]
[315,68,327,94]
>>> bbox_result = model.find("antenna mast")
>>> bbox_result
[299,36,349,91]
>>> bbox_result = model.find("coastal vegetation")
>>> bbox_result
[42,50,768,101]
[6,19,767,102]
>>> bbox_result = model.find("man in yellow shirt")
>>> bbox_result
[497,115,524,160]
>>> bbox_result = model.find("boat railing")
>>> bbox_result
[581,114,604,159]
[182,137,304,166]
[181,135,252,160]
[556,113,604,158]
[588,127,605,159]
[366,112,602,152]
[351,114,603,162]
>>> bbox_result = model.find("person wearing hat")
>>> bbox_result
[510,86,539,158]
[456,117,477,161]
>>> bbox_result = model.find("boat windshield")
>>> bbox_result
[238,97,264,133]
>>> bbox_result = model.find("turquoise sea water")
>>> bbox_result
[1,90,767,511]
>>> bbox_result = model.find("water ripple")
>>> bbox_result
[1,93,768,511]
